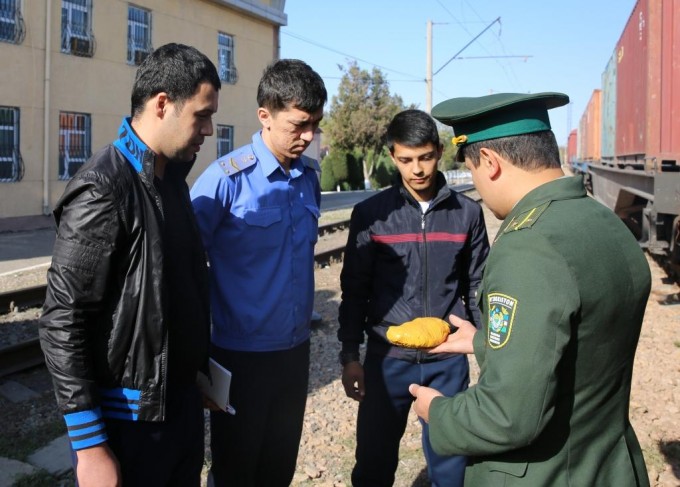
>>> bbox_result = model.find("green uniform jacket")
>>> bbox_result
[429,176,650,486]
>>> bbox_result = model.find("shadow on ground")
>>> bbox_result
[660,440,680,480]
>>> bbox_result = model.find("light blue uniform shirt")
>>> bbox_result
[190,131,321,352]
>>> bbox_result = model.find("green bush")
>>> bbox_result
[320,157,337,191]
[320,149,365,191]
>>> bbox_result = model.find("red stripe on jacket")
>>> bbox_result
[371,233,468,244]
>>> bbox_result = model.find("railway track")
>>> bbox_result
[0,219,353,377]
[0,218,354,315]
[0,187,479,377]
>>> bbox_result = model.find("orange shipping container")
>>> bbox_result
[567,129,577,164]
[578,89,601,161]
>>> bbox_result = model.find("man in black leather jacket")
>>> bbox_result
[338,110,490,487]
[39,43,220,487]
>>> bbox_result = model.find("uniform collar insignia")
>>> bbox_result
[494,201,551,243]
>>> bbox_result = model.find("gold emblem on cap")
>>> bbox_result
[452,135,468,146]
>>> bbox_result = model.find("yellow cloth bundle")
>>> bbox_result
[386,317,450,348]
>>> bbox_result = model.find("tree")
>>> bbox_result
[370,148,398,189]
[323,61,410,188]
[319,149,363,191]
[439,129,463,171]
[320,157,337,192]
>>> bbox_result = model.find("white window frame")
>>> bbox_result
[127,4,152,65]
[217,124,234,158]
[59,112,91,180]
[0,106,22,182]
[218,32,237,84]
[61,0,94,56]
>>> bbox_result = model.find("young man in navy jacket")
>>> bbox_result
[338,109,490,487]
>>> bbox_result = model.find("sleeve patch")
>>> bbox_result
[487,293,518,349]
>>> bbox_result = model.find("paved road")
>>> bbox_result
[0,229,55,276]
[320,190,378,211]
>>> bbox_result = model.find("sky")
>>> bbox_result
[280,0,637,146]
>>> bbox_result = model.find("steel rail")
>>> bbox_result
[0,285,47,314]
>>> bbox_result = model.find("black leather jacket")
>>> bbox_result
[39,119,210,450]
[338,173,490,362]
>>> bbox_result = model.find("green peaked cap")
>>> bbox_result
[431,92,569,147]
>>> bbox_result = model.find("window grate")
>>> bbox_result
[61,0,96,57]
[218,32,238,84]
[0,0,26,44]
[127,5,153,65]
[0,106,24,182]
[59,112,92,180]
[217,125,234,158]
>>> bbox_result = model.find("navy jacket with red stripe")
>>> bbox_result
[338,172,490,360]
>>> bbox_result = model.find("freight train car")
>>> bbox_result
[573,0,680,272]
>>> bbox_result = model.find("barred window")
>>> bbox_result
[218,33,238,84]
[59,112,91,180]
[61,0,95,57]
[217,125,234,158]
[0,0,26,44]
[0,106,23,182]
[127,5,152,65]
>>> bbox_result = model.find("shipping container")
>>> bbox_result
[601,51,617,161]
[582,0,680,271]
[578,89,601,161]
[567,129,577,165]
[615,0,680,167]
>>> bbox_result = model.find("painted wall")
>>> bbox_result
[0,0,283,218]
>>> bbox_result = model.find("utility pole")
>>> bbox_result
[427,17,529,113]
[426,19,433,113]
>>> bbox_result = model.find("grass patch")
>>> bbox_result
[0,418,66,461]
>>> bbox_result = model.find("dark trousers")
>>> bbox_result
[209,340,310,487]
[79,384,205,487]
[352,352,469,487]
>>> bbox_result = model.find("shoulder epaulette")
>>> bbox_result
[501,201,551,235]
[217,150,257,177]
[301,155,320,172]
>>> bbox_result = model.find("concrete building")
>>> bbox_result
[0,0,287,220]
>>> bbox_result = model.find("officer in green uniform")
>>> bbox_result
[409,92,651,486]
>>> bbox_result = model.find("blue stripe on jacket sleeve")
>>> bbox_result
[64,407,108,450]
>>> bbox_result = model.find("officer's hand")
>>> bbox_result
[427,314,477,355]
[409,384,443,423]
[341,361,365,402]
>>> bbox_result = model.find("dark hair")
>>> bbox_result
[461,130,561,170]
[131,43,221,117]
[257,59,327,114]
[386,109,440,153]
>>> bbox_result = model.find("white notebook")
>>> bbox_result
[197,358,235,415]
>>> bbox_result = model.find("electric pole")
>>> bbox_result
[427,17,530,113]
[426,19,433,113]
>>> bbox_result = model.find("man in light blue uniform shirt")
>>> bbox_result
[191,59,326,487]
